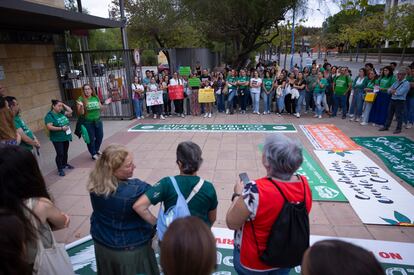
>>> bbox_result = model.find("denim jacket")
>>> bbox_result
[90,178,154,250]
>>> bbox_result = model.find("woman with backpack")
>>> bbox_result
[226,134,312,275]
[87,145,159,275]
[133,141,218,238]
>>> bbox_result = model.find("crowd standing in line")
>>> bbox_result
[133,60,414,134]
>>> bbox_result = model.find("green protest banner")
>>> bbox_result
[352,136,414,187]
[258,145,347,202]
[188,77,201,87]
[129,124,297,133]
[179,66,191,76]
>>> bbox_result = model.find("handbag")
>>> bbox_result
[26,198,75,275]
[364,92,376,103]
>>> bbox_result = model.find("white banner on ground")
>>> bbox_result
[146,91,164,106]
[314,150,414,225]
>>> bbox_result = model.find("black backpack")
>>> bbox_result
[251,176,310,268]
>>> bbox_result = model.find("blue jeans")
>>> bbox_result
[305,91,313,111]
[295,90,306,114]
[362,102,373,123]
[349,89,364,118]
[133,98,143,118]
[314,93,324,116]
[216,92,225,112]
[333,94,347,117]
[233,248,290,275]
[251,92,260,113]
[404,96,414,124]
[276,95,285,113]
[84,120,104,157]
[262,91,274,113]
[227,90,237,112]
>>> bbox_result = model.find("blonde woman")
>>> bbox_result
[87,145,159,275]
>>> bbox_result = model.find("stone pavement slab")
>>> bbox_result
[35,112,414,244]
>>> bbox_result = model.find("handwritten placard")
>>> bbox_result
[198,88,216,103]
[315,150,414,226]
[168,85,184,100]
[146,90,164,106]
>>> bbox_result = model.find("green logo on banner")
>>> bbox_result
[258,145,347,202]
[352,136,414,187]
[129,124,297,133]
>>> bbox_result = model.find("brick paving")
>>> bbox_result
[40,113,414,244]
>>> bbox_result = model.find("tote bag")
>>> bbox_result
[27,199,75,275]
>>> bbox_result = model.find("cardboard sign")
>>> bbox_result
[179,66,191,76]
[67,228,414,275]
[198,88,216,103]
[352,136,414,187]
[145,90,164,106]
[315,150,414,226]
[129,124,297,133]
[188,77,201,87]
[168,85,184,100]
[300,124,361,151]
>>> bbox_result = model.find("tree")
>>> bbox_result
[182,0,303,69]
[385,4,414,65]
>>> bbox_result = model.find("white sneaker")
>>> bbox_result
[267,111,271,114]
[137,117,141,120]
[349,117,355,122]
[360,122,368,126]
[153,114,157,119]
[204,113,208,118]
[160,115,165,120]
[313,114,318,118]
[226,109,229,114]
[318,115,322,119]
[140,116,144,119]
[295,113,300,118]
[208,112,212,118]
[349,114,354,118]
[406,123,413,129]
[181,113,185,118]
[355,118,360,122]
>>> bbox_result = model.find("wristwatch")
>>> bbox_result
[231,193,241,202]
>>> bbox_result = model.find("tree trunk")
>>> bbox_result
[349,48,353,62]
[163,50,171,68]
[283,41,288,70]
[400,46,406,65]
[378,43,382,64]
[363,50,367,63]
[355,44,360,63]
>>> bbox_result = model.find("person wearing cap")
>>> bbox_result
[379,67,410,134]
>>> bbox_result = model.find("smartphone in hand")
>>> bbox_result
[239,173,250,185]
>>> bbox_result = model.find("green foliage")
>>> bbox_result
[385,4,414,48]
[141,49,158,66]
[88,29,122,51]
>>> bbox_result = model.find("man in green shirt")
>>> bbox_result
[226,69,238,114]
[6,96,40,152]
[332,67,352,118]
[237,69,249,113]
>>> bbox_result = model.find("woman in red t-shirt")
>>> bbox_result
[226,133,312,275]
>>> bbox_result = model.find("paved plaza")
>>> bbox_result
[35,111,414,245]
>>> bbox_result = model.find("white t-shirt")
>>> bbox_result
[131,83,144,92]
[169,78,182,86]
[250,77,262,94]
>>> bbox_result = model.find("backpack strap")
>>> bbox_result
[186,178,204,203]
[169,176,185,199]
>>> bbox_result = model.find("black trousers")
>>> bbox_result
[385,99,405,130]
[52,141,69,170]
[174,99,184,114]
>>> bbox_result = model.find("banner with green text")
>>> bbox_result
[352,136,414,187]
[67,228,414,275]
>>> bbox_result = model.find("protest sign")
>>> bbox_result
[145,90,163,106]
[67,228,414,275]
[188,77,201,87]
[179,66,191,76]
[168,85,184,100]
[352,136,414,187]
[198,88,216,103]
[300,124,361,151]
[315,150,414,226]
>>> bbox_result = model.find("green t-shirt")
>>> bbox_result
[78,96,101,121]
[14,115,34,151]
[238,76,249,89]
[379,76,396,92]
[145,175,218,226]
[263,78,273,91]
[306,74,317,91]
[314,78,328,94]
[334,75,351,95]
[44,111,72,142]
[226,76,238,91]
[366,79,378,91]
[406,76,414,98]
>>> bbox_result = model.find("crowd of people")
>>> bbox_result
[0,133,386,275]
[132,60,413,134]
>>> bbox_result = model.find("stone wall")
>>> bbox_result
[25,0,65,9]
[0,44,61,131]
